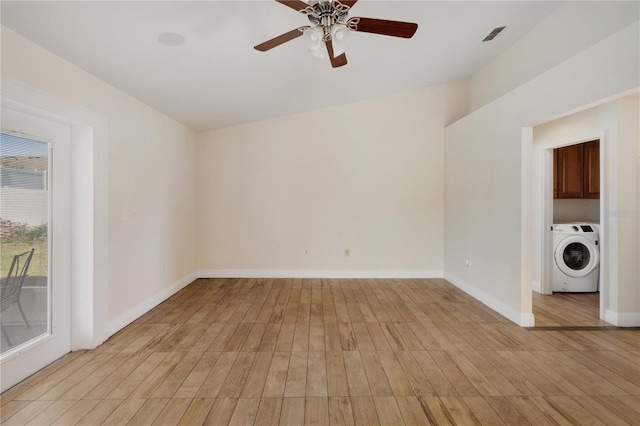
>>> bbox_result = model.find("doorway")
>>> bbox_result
[0,79,109,393]
[534,129,606,326]
[529,91,640,328]
[1,108,72,389]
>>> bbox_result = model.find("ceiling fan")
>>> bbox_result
[254,0,418,68]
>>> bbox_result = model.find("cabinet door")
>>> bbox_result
[583,140,600,199]
[555,144,584,198]
[553,149,558,199]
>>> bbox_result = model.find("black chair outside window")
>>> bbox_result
[1,248,35,346]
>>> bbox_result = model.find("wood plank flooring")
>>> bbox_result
[2,278,639,425]
[533,292,609,327]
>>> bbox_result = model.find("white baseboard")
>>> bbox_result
[604,310,640,327]
[197,269,443,279]
[106,270,199,337]
[520,313,536,327]
[531,281,541,293]
[444,272,532,327]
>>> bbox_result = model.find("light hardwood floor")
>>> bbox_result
[533,292,609,327]
[1,278,639,425]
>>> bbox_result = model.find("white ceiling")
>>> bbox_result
[1,1,562,132]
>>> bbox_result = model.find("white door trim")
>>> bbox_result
[0,116,71,392]
[539,133,607,320]
[2,77,109,350]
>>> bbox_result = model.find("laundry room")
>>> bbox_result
[530,92,639,326]
[551,139,601,293]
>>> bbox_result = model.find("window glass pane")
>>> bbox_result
[1,132,49,354]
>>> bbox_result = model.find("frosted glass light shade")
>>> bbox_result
[330,24,350,56]
[305,26,325,59]
[311,47,326,59]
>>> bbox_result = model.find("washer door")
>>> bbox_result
[555,236,599,278]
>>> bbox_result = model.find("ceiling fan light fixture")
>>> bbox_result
[330,24,350,56]
[311,46,327,59]
[304,26,326,58]
[255,0,419,68]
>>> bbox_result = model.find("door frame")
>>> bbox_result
[540,132,607,320]
[2,79,109,352]
[1,112,73,390]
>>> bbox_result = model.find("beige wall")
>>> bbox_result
[553,199,600,223]
[445,21,639,326]
[533,100,614,291]
[532,94,640,324]
[613,95,640,317]
[2,1,638,339]
[1,27,199,335]
[469,2,639,111]
[197,82,468,276]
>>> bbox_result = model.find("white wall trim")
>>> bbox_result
[531,281,541,293]
[521,126,534,321]
[106,271,198,337]
[198,269,443,279]
[604,310,640,327]
[520,313,536,328]
[444,272,530,326]
[2,77,109,349]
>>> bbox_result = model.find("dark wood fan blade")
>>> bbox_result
[326,40,348,68]
[353,17,418,38]
[341,0,358,8]
[276,0,309,12]
[254,28,307,52]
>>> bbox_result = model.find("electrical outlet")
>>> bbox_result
[305,249,309,255]
[344,249,350,257]
[332,249,337,256]
[464,258,471,267]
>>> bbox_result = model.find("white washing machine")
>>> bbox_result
[552,223,600,292]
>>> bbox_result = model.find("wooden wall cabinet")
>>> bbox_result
[553,140,599,199]
[582,140,600,198]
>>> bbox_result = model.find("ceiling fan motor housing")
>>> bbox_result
[304,1,349,26]
[302,1,358,41]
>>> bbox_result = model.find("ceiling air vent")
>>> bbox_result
[482,26,506,42]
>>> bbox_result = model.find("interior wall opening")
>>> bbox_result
[535,138,604,327]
